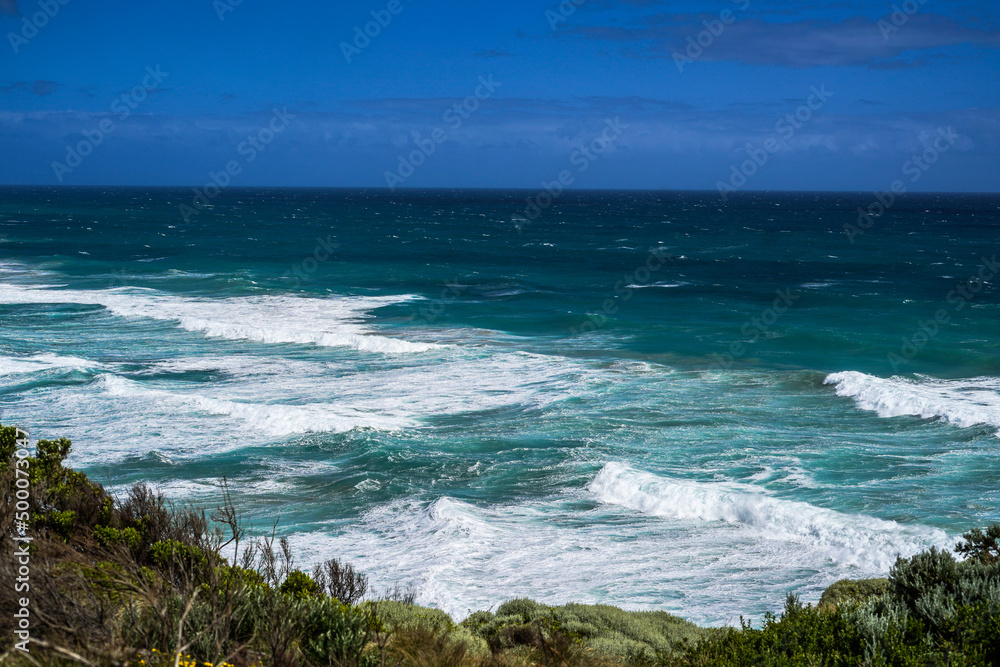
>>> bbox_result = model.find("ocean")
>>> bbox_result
[1,186,998,626]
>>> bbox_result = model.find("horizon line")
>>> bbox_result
[1,185,999,196]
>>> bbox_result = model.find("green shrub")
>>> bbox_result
[0,423,25,469]
[666,543,1000,667]
[39,509,76,539]
[35,436,71,468]
[93,524,121,548]
[462,610,495,633]
[279,569,320,598]
[559,604,705,652]
[120,526,141,549]
[300,596,374,666]
[94,525,143,550]
[375,600,489,657]
[218,564,267,590]
[662,595,867,667]
[148,539,208,571]
[496,597,546,620]
[0,429,112,543]
[889,547,962,611]
[381,622,472,667]
[375,600,455,631]
[464,599,705,661]
[957,523,1000,563]
[818,578,889,609]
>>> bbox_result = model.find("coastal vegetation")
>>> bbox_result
[2,422,999,666]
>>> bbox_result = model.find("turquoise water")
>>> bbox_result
[1,186,998,625]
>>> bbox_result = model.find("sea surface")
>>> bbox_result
[1,187,998,626]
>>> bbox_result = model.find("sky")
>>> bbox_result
[0,0,998,191]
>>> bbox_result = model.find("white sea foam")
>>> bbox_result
[321,351,600,417]
[0,353,101,376]
[143,355,335,377]
[0,259,58,279]
[824,371,1000,435]
[8,346,612,468]
[588,462,948,571]
[97,375,409,435]
[141,479,224,500]
[0,284,439,353]
[106,477,292,501]
[285,495,714,622]
[91,349,599,439]
[283,476,949,626]
[624,282,686,289]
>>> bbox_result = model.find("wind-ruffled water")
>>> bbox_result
[1,187,998,625]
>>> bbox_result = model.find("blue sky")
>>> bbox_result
[1,0,998,191]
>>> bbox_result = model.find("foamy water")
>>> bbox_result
[2,189,997,626]
[825,371,1000,434]
[0,284,440,353]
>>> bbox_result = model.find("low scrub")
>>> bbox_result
[462,598,706,662]
[817,577,889,609]
[2,422,999,666]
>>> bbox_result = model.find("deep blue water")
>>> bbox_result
[1,187,998,625]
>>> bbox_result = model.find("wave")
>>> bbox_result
[824,371,1000,434]
[0,259,59,280]
[140,355,329,377]
[285,494,711,623]
[0,353,101,376]
[283,478,948,626]
[8,349,609,466]
[588,462,948,571]
[98,375,409,435]
[100,350,598,434]
[0,284,440,354]
[625,281,687,289]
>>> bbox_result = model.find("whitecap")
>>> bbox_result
[824,371,1000,435]
[625,282,686,289]
[0,284,440,354]
[0,353,101,376]
[96,374,409,436]
[282,473,949,626]
[588,462,948,571]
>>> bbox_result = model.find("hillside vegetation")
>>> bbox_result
[2,423,999,666]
